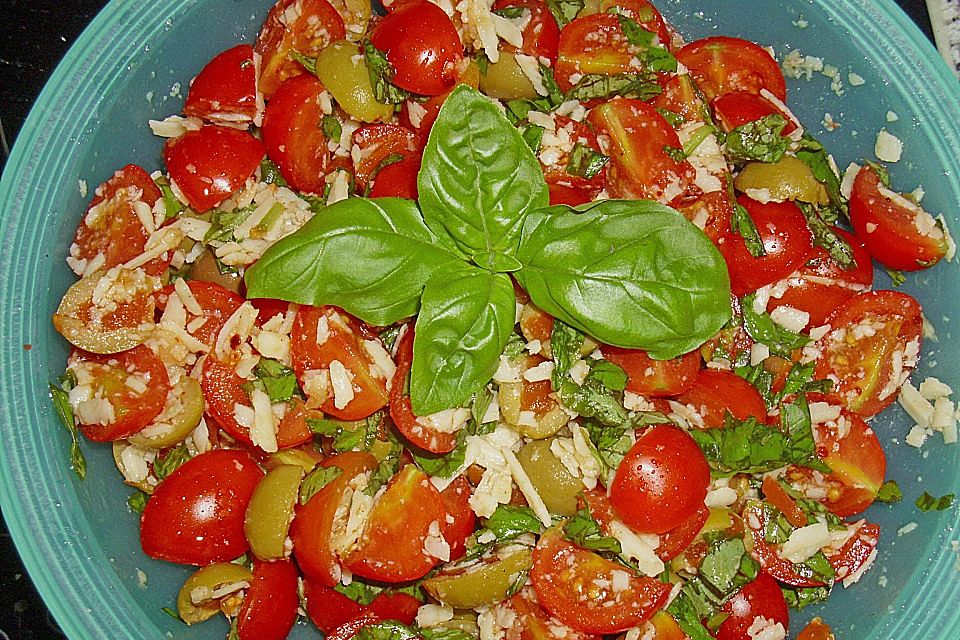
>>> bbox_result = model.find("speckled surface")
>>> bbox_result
[0,1,938,638]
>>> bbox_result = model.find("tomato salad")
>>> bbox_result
[50,1,956,640]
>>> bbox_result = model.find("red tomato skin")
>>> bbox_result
[829,521,879,583]
[370,2,464,96]
[601,346,700,397]
[610,425,710,534]
[743,501,825,587]
[676,36,787,101]
[326,612,382,640]
[712,91,797,135]
[588,98,696,203]
[368,593,422,625]
[719,195,815,297]
[555,15,641,92]
[183,44,257,122]
[88,164,162,209]
[674,180,734,246]
[849,165,948,270]
[237,559,300,640]
[255,0,346,97]
[652,74,710,125]
[674,369,767,429]
[370,154,422,199]
[304,580,366,634]
[655,504,709,562]
[140,450,264,565]
[492,0,560,62]
[155,280,244,347]
[715,572,789,640]
[70,345,171,442]
[549,183,594,207]
[814,290,923,418]
[766,228,874,327]
[352,123,418,191]
[440,476,477,561]
[164,125,265,212]
[261,74,331,194]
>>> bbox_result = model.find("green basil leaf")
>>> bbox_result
[520,124,545,154]
[49,380,86,480]
[411,267,516,414]
[781,585,832,611]
[290,50,318,75]
[724,115,789,163]
[363,40,413,105]
[300,466,342,505]
[885,267,907,287]
[486,504,543,540]
[245,197,461,327]
[549,320,585,382]
[665,588,717,640]
[355,620,421,640]
[564,508,622,553]
[421,630,475,640]
[567,143,609,180]
[253,358,299,403]
[321,114,343,143]
[128,490,149,514]
[797,202,856,269]
[493,6,525,18]
[153,443,191,481]
[564,74,662,102]
[545,0,584,26]
[794,134,848,223]
[259,158,289,187]
[876,480,903,503]
[916,491,954,512]
[365,444,402,496]
[418,85,549,263]
[728,179,766,258]
[741,292,811,356]
[515,200,731,359]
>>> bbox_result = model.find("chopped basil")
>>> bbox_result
[665,585,722,640]
[493,6,525,18]
[567,143,609,180]
[864,159,892,188]
[289,50,317,75]
[421,629,476,640]
[355,621,424,640]
[798,202,857,270]
[127,490,149,514]
[153,443,191,482]
[520,124,545,154]
[321,114,343,142]
[728,179,766,258]
[741,292,811,356]
[550,320,584,382]
[724,114,789,163]
[916,491,955,512]
[162,607,184,622]
[698,534,759,598]
[364,152,406,196]
[299,466,342,505]
[876,480,904,503]
[49,377,86,480]
[545,0,584,27]
[781,584,832,610]
[564,74,662,102]
[364,40,413,105]
[614,14,677,72]
[793,134,849,223]
[259,158,289,187]
[252,358,299,403]
[564,508,622,553]
[486,504,543,540]
[153,176,186,219]
[365,443,403,496]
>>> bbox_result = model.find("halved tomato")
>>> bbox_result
[164,125,265,212]
[345,464,449,582]
[655,504,710,562]
[261,74,332,194]
[718,195,815,297]
[352,124,418,193]
[70,165,166,277]
[591,0,672,46]
[652,73,710,124]
[814,290,923,417]
[291,452,379,585]
[304,580,366,634]
[236,558,300,640]
[440,476,477,561]
[490,587,601,640]
[291,305,390,421]
[674,178,734,245]
[849,164,948,271]
[588,98,696,203]
[828,520,879,586]
[676,36,786,101]
[183,44,258,124]
[743,501,826,587]
[369,154,421,199]
[712,90,797,135]
[555,15,644,92]
[255,0,346,98]
[601,346,700,397]
[714,571,789,640]
[493,0,561,62]
[531,528,672,634]
[155,280,244,347]
[674,369,768,428]
[67,345,171,442]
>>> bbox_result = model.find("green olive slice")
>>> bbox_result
[127,377,204,449]
[478,52,538,101]
[177,562,254,624]
[516,439,582,516]
[244,464,304,560]
[423,549,533,608]
[734,156,829,205]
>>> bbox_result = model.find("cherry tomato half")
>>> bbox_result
[493,0,561,62]
[262,74,332,194]
[676,36,786,101]
[155,280,244,348]
[712,90,797,135]
[715,571,789,640]
[183,44,258,124]
[674,369,768,429]
[140,449,264,565]
[601,346,701,397]
[236,558,300,640]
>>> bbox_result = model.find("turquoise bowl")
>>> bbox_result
[1,0,958,638]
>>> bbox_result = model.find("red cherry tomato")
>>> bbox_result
[588,98,696,203]
[531,528,672,634]
[714,572,789,640]
[291,305,391,421]
[345,465,449,582]
[555,15,644,92]
[761,475,807,528]
[743,501,825,587]
[828,520,880,586]
[719,195,815,297]
[140,449,264,565]
[367,592,422,625]
[304,580,366,634]
[164,125,265,212]
[251,298,291,326]
[352,124,419,192]
[183,44,257,123]
[712,90,798,135]
[369,2,464,96]
[674,179,735,245]
[656,504,710,562]
[491,587,602,640]
[291,452,379,585]
[155,280,244,347]
[369,154,422,199]
[549,183,594,207]
[261,74,332,194]
[595,0,672,45]
[440,476,477,561]
[652,73,710,124]
[676,36,787,101]
[540,116,608,199]
[389,328,459,454]
[674,369,768,429]
[68,345,170,442]
[766,228,874,327]
[255,0,346,98]
[814,290,923,417]
[610,424,710,534]
[492,0,561,62]
[200,357,313,449]
[236,558,300,640]
[849,165,948,270]
[70,164,167,276]
[326,612,382,640]
[601,346,701,397]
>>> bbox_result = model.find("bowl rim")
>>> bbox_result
[1,0,959,638]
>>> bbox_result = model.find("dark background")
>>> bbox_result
[0,0,939,638]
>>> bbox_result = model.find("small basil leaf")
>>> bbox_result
[419,85,549,260]
[411,267,517,414]
[515,200,731,359]
[564,74,662,102]
[794,134,848,223]
[797,202,856,270]
[545,0,584,26]
[724,115,789,164]
[245,197,461,327]
[741,292,811,356]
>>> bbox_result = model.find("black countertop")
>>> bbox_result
[0,0,939,638]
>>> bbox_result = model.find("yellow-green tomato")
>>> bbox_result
[177,562,253,624]
[478,52,538,101]
[127,377,204,449]
[244,464,304,560]
[423,549,533,608]
[315,41,394,123]
[734,156,829,204]
[516,439,582,516]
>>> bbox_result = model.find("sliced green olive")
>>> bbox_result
[177,562,254,625]
[423,549,533,608]
[112,441,155,494]
[431,613,480,638]
[516,439,582,516]
[734,156,829,205]
[127,377,204,449]
[315,40,394,123]
[500,381,568,439]
[478,52,538,101]
[340,0,371,39]
[267,448,321,473]
[244,464,304,560]
[53,268,155,354]
[189,249,242,294]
